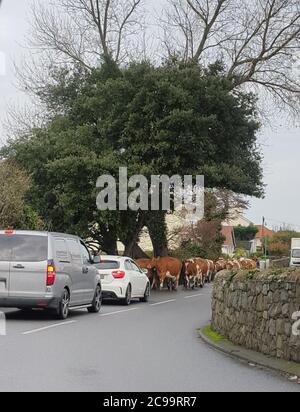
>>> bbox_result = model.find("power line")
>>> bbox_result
[265,217,300,230]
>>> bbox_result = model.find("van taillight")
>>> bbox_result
[112,270,125,279]
[47,261,56,286]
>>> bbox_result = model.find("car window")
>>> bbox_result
[66,239,82,264]
[80,242,91,264]
[95,261,120,270]
[0,235,48,262]
[125,260,133,271]
[130,261,142,272]
[55,239,70,263]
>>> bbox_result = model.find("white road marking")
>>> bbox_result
[150,299,176,306]
[22,320,77,335]
[100,308,138,317]
[184,293,205,299]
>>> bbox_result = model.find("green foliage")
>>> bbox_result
[2,59,264,252]
[171,237,221,261]
[0,160,42,230]
[234,224,259,241]
[268,230,300,257]
[234,247,248,258]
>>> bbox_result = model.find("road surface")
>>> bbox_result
[0,286,299,392]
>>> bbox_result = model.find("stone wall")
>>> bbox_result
[211,269,300,362]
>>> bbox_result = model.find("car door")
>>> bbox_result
[124,260,139,297]
[79,241,95,303]
[130,260,147,295]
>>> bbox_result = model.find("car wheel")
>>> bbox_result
[122,285,132,306]
[88,285,102,313]
[56,288,70,320]
[140,283,150,303]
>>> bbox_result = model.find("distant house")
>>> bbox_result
[224,214,253,228]
[221,226,236,256]
[251,225,274,252]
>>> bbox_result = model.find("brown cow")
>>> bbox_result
[183,258,211,288]
[195,258,211,285]
[183,259,200,289]
[148,257,182,291]
[215,258,227,273]
[239,258,257,270]
[135,258,158,289]
[226,259,241,270]
[206,259,215,283]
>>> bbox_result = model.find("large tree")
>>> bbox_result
[0,160,42,230]
[162,0,300,115]
[15,0,300,118]
[3,59,263,255]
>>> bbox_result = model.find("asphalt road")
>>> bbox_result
[0,285,299,392]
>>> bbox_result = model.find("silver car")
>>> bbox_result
[0,230,102,319]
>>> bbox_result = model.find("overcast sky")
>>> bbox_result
[0,0,299,230]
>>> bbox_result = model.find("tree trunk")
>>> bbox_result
[91,224,118,255]
[131,243,150,259]
[121,212,146,258]
[146,211,169,257]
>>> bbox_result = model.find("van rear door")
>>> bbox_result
[8,234,48,298]
[0,236,12,298]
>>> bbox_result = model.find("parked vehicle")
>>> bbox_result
[93,256,150,305]
[0,230,102,319]
[290,238,300,267]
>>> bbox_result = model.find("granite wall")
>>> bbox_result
[211,269,300,362]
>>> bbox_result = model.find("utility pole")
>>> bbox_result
[262,216,265,257]
[262,216,268,262]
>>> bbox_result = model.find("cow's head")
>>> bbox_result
[147,257,160,270]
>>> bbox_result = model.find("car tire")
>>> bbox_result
[140,283,150,303]
[56,288,70,320]
[88,285,102,313]
[122,285,132,306]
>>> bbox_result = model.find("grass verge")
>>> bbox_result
[202,325,224,342]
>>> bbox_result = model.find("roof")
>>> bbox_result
[221,226,236,248]
[255,225,274,239]
[224,214,253,228]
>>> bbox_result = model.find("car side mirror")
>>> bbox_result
[141,268,148,275]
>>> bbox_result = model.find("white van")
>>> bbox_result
[290,238,300,267]
[0,230,102,319]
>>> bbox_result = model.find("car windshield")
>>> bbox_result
[95,260,120,270]
[292,249,300,258]
[0,234,48,262]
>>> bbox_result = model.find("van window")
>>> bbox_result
[55,239,70,263]
[80,242,91,264]
[0,235,48,262]
[292,249,300,258]
[66,239,81,264]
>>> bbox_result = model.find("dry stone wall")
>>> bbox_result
[211,269,300,362]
